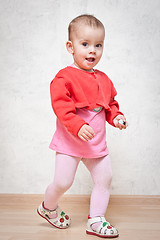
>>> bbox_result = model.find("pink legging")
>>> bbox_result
[44,153,112,217]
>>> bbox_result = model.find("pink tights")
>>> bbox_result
[44,153,112,218]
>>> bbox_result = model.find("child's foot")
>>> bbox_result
[86,216,119,238]
[37,202,71,229]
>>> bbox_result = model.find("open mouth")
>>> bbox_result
[86,57,95,63]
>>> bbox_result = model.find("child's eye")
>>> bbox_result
[82,42,88,47]
[96,44,102,48]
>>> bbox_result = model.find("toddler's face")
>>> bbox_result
[68,25,105,72]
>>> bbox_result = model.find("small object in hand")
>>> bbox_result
[118,119,126,125]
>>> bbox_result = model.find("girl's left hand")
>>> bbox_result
[113,115,128,130]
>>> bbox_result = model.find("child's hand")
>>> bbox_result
[78,124,95,142]
[113,115,128,130]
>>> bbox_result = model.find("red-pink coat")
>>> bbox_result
[50,66,123,136]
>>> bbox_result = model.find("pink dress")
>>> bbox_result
[49,107,109,158]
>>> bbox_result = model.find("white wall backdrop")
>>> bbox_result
[0,0,160,195]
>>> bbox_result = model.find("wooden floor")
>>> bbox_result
[0,194,160,240]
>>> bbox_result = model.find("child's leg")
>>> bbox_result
[44,153,80,210]
[84,155,118,237]
[82,155,112,228]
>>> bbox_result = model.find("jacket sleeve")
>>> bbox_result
[50,77,87,136]
[105,81,124,127]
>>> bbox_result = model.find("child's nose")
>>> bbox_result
[89,46,96,54]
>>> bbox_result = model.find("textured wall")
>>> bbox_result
[0,0,160,195]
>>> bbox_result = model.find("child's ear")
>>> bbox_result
[66,41,74,54]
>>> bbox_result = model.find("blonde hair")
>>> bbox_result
[68,14,105,41]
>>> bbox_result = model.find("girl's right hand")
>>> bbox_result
[78,124,95,142]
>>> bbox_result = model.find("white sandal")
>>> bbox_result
[86,216,119,238]
[37,202,71,229]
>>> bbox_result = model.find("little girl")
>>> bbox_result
[37,14,128,238]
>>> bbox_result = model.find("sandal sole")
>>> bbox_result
[37,208,70,229]
[86,230,119,238]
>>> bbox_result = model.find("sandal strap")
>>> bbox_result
[41,202,57,215]
[46,208,57,214]
[41,204,64,216]
[88,216,106,225]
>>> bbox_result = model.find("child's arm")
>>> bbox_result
[50,78,88,137]
[105,97,123,126]
[106,98,128,130]
[105,80,128,129]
